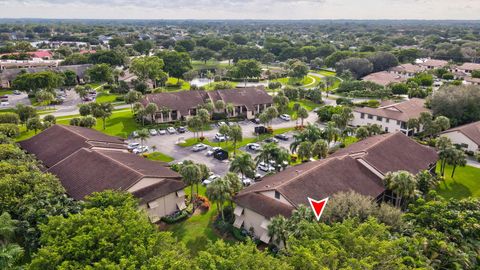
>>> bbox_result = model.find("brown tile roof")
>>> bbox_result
[19,124,126,168]
[441,121,480,146]
[141,88,273,115]
[354,98,430,122]
[234,193,295,219]
[235,132,438,219]
[418,59,448,68]
[47,148,183,200]
[362,71,407,86]
[141,90,207,115]
[389,63,426,74]
[456,62,480,71]
[132,180,186,204]
[215,88,273,111]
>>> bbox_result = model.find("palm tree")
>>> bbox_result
[292,103,301,126]
[145,103,158,123]
[255,142,279,166]
[197,108,210,137]
[384,171,418,208]
[224,172,243,208]
[297,141,313,162]
[180,164,202,203]
[137,129,150,148]
[322,121,340,145]
[297,107,309,128]
[448,149,467,178]
[229,153,256,180]
[290,124,323,153]
[0,212,23,270]
[415,170,438,195]
[206,177,231,221]
[436,136,453,176]
[225,103,235,117]
[187,116,202,139]
[268,215,290,250]
[197,163,210,194]
[228,124,243,157]
[312,139,328,159]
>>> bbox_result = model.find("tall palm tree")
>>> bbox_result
[312,139,328,159]
[197,108,210,137]
[224,172,243,208]
[180,164,202,203]
[322,121,340,145]
[145,103,158,123]
[229,153,256,179]
[137,129,150,148]
[228,124,243,157]
[290,123,322,153]
[384,171,418,208]
[297,107,309,128]
[297,141,313,162]
[255,143,279,166]
[268,215,290,250]
[206,177,231,221]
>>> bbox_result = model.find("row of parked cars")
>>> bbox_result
[127,142,149,154]
[132,126,187,138]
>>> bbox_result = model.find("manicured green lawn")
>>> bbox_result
[16,109,139,141]
[166,77,190,91]
[271,76,313,86]
[95,91,121,104]
[315,70,337,77]
[344,136,359,147]
[0,108,16,113]
[436,163,480,199]
[288,99,321,112]
[0,89,13,95]
[146,151,174,163]
[167,185,227,255]
[191,60,230,70]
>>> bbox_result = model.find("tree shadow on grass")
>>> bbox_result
[438,180,472,199]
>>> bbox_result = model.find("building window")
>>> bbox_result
[274,191,281,199]
[377,116,383,121]
[385,118,390,123]
[385,127,389,132]
[368,114,373,119]
[397,120,401,125]
[360,113,365,119]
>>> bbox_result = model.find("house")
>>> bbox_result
[233,132,438,243]
[362,71,407,86]
[350,98,430,135]
[440,121,480,153]
[389,63,426,77]
[0,59,60,70]
[452,62,480,76]
[141,87,273,123]
[464,77,480,86]
[0,64,91,88]
[0,50,53,60]
[417,59,449,70]
[19,124,186,222]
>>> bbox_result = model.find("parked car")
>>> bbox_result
[258,162,275,172]
[202,174,220,185]
[274,134,289,141]
[131,131,139,138]
[177,126,187,133]
[252,118,260,124]
[13,90,21,95]
[158,129,166,135]
[279,114,291,121]
[218,121,227,127]
[239,175,253,186]
[133,146,148,154]
[192,143,208,152]
[215,133,227,142]
[149,129,158,136]
[167,127,176,134]
[246,143,261,151]
[127,142,140,150]
[206,147,222,156]
[264,137,279,144]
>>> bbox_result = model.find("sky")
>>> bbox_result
[0,0,479,20]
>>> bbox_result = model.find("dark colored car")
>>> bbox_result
[177,126,187,133]
[264,137,279,144]
[274,134,289,141]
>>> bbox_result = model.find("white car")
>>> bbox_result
[149,129,158,136]
[206,147,222,156]
[215,133,227,142]
[132,131,139,138]
[258,162,276,172]
[246,143,261,151]
[202,174,220,185]
[158,129,166,135]
[167,127,176,134]
[218,121,227,127]
[279,114,291,121]
[127,142,140,150]
[239,175,253,186]
[192,143,208,152]
[133,146,149,154]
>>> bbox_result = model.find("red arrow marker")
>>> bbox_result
[308,197,329,221]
